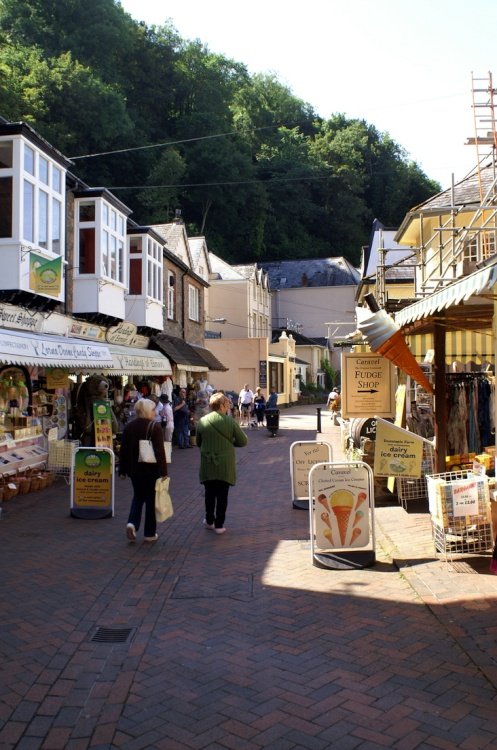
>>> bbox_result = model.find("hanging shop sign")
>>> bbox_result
[69,320,106,341]
[0,303,42,332]
[309,460,375,569]
[46,369,70,390]
[70,447,114,519]
[373,418,424,478]
[290,441,333,510]
[106,321,138,345]
[92,400,114,449]
[341,352,395,419]
[29,252,62,296]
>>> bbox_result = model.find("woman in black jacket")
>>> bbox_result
[119,398,168,542]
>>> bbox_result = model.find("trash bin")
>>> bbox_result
[266,409,279,437]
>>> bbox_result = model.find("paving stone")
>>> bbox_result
[2,406,497,749]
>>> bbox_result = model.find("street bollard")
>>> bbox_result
[316,407,322,433]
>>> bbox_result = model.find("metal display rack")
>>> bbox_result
[396,439,435,510]
[47,440,80,481]
[426,470,493,560]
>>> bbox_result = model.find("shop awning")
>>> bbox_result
[104,344,172,375]
[151,334,228,372]
[190,344,228,372]
[0,328,114,369]
[396,259,497,329]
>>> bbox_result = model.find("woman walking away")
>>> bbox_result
[196,392,247,535]
[119,398,168,543]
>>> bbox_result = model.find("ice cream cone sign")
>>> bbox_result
[330,489,354,545]
[357,299,433,394]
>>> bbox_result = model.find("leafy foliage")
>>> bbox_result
[0,0,441,264]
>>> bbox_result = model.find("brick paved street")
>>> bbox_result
[1,404,497,749]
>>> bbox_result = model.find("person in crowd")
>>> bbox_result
[173,387,191,448]
[327,386,341,412]
[253,386,266,427]
[238,383,254,426]
[196,392,248,535]
[149,393,163,424]
[266,386,278,410]
[159,393,174,442]
[118,398,168,543]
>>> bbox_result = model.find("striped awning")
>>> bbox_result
[395,259,497,328]
[407,330,494,365]
[0,328,114,369]
[104,344,172,375]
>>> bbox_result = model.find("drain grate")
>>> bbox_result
[90,627,134,644]
[447,561,478,574]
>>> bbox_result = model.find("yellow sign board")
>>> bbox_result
[373,418,424,478]
[341,352,395,419]
[71,447,114,519]
[46,369,69,390]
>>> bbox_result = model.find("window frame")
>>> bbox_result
[188,283,200,322]
[167,271,176,320]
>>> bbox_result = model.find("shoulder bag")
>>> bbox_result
[139,422,172,463]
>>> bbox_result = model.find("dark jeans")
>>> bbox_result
[128,472,159,537]
[174,417,189,448]
[203,479,230,529]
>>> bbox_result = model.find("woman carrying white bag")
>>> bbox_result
[118,398,168,543]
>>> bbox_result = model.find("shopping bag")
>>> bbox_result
[155,476,173,522]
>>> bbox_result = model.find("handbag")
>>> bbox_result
[155,476,173,522]
[139,423,172,463]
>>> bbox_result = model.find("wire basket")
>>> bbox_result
[396,440,435,509]
[431,518,493,559]
[47,440,79,475]
[427,470,493,559]
[426,470,490,526]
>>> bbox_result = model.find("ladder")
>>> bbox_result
[468,71,497,202]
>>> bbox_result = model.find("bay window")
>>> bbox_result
[76,195,127,284]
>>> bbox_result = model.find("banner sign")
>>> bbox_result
[30,252,62,296]
[92,400,114,449]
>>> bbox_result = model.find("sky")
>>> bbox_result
[118,0,497,190]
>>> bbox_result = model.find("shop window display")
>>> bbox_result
[0,366,50,498]
[0,366,33,437]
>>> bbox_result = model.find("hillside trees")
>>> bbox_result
[0,0,440,263]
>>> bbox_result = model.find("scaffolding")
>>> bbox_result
[468,71,497,203]
[378,73,497,306]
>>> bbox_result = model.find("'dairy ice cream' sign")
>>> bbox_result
[373,418,424,478]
